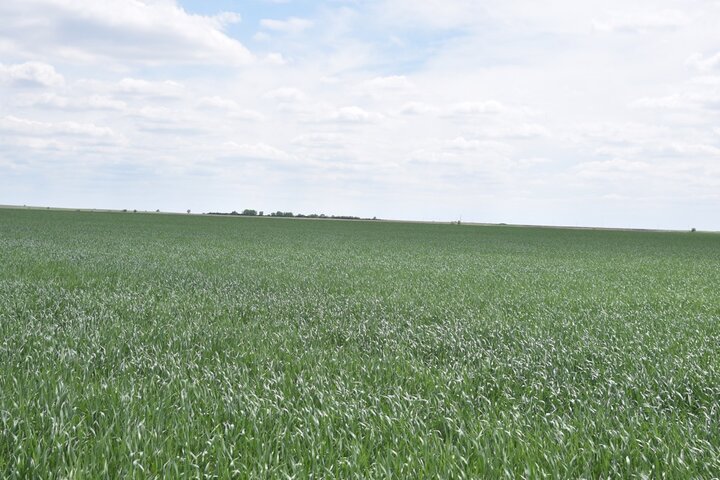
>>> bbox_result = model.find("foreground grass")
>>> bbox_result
[1,209,719,478]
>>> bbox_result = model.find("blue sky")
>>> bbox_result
[0,0,719,229]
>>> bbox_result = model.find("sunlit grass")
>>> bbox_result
[1,208,719,478]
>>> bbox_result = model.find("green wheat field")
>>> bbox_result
[1,208,719,478]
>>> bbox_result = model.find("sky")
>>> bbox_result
[0,0,719,230]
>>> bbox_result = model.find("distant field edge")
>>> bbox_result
[0,203,715,234]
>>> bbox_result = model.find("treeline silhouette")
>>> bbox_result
[206,209,377,221]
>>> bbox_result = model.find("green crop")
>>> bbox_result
[1,208,719,478]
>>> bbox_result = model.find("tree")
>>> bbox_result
[187,209,191,214]
[241,209,257,216]
[270,211,293,217]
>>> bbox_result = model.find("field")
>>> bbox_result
[1,208,719,478]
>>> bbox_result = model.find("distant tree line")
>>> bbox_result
[270,211,294,217]
[207,209,262,216]
[205,209,377,221]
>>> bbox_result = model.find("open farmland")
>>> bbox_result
[1,208,719,478]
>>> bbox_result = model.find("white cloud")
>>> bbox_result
[0,0,253,66]
[228,110,266,122]
[82,95,128,111]
[473,123,551,139]
[132,106,181,122]
[253,32,272,42]
[446,101,507,116]
[446,137,484,151]
[578,122,671,145]
[0,115,117,139]
[222,142,292,161]
[631,95,688,109]
[377,0,486,29]
[323,106,384,124]
[260,17,313,34]
[592,10,689,33]
[211,12,242,29]
[687,52,720,72]
[575,158,654,180]
[264,87,306,103]
[265,53,287,65]
[631,92,720,111]
[662,143,720,157]
[365,75,415,91]
[117,104,210,136]
[292,133,346,149]
[126,106,209,135]
[571,157,720,193]
[446,137,512,154]
[0,62,64,87]
[196,96,264,121]
[197,96,240,110]
[594,141,720,161]
[359,75,416,101]
[691,75,720,86]
[517,157,552,167]
[115,78,185,98]
[15,93,127,111]
[397,102,437,116]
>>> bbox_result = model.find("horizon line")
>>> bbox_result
[0,203,714,235]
